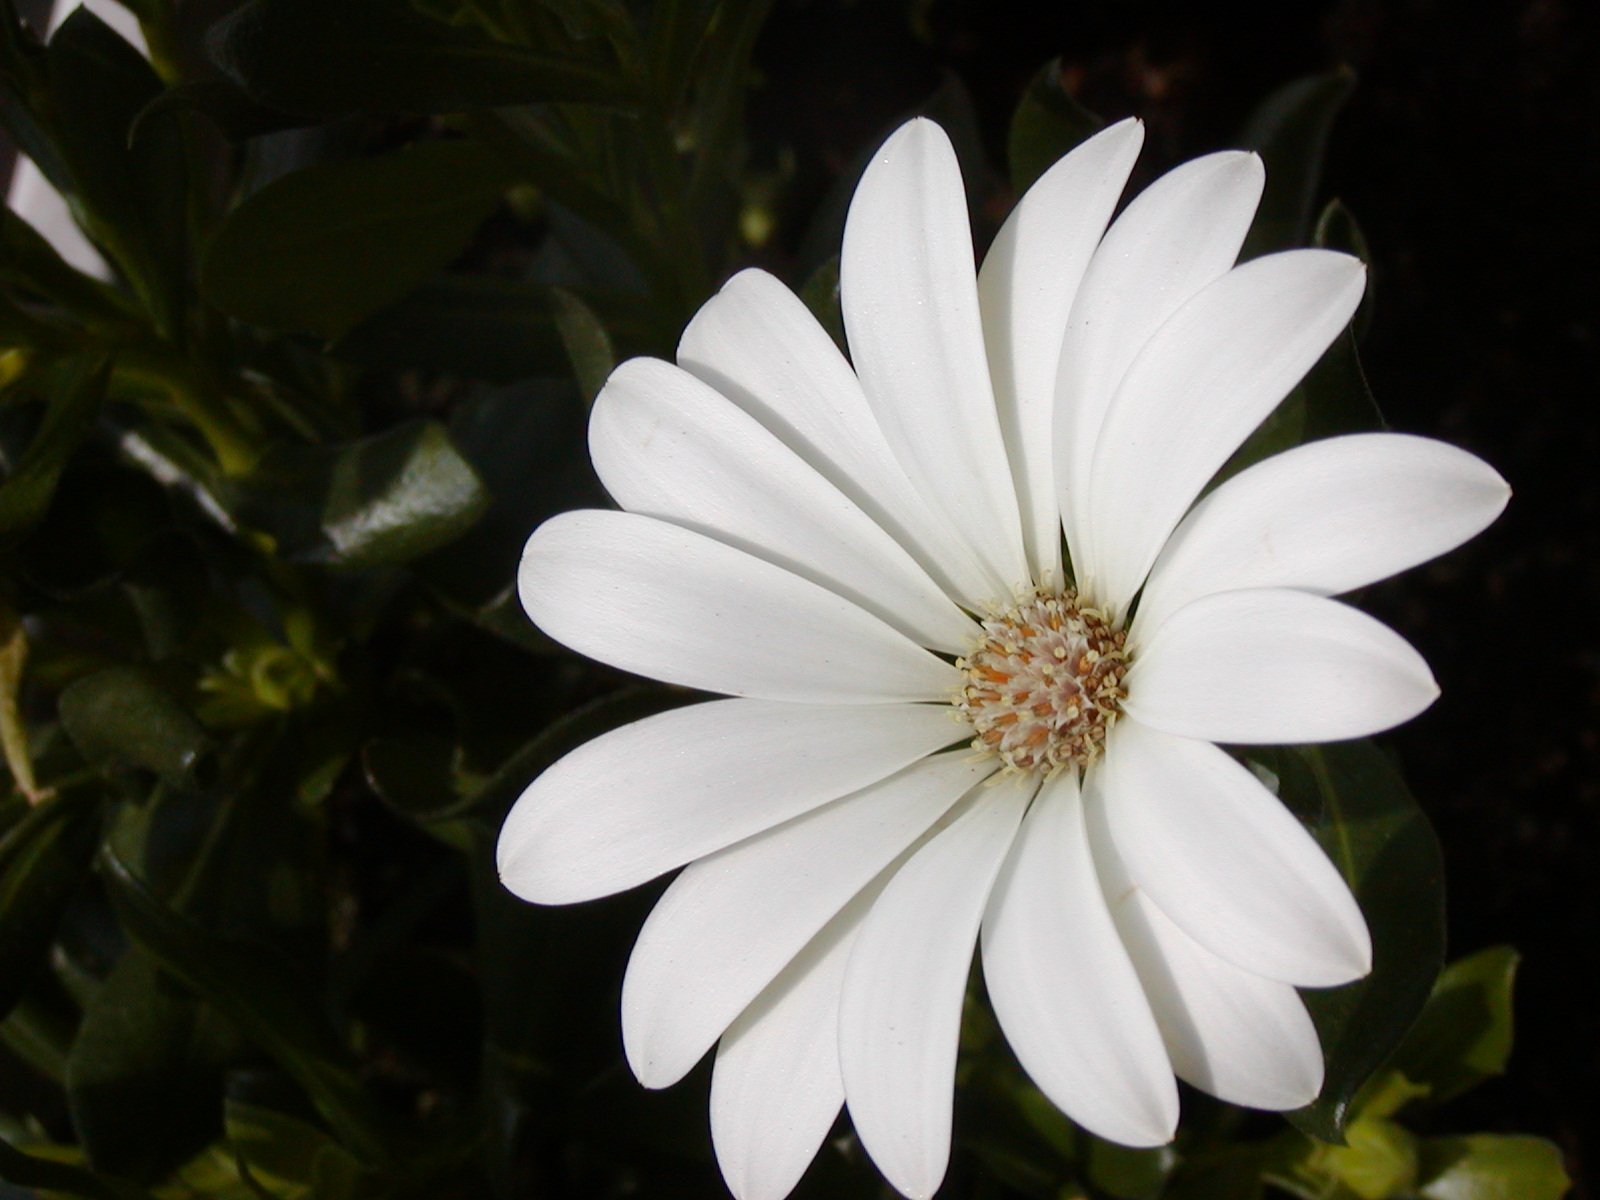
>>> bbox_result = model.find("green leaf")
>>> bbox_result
[0,1136,155,1200]
[229,420,489,569]
[1085,1135,1178,1200]
[1008,58,1105,194]
[1392,946,1519,1104]
[550,286,616,403]
[1263,741,1446,1141]
[206,0,635,118]
[1,207,134,327]
[131,79,305,144]
[0,354,108,546]
[201,140,514,339]
[66,949,226,1178]
[43,7,187,333]
[1305,1115,1421,1199]
[58,666,213,790]
[0,787,101,1019]
[224,1100,371,1200]
[1237,67,1356,259]
[98,844,390,1163]
[1418,1135,1570,1200]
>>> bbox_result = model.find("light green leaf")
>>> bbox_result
[1419,1135,1570,1200]
[1393,945,1520,1104]
[201,140,514,339]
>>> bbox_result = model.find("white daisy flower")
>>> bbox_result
[496,116,1509,1200]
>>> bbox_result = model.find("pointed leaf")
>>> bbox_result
[1419,1135,1571,1200]
[1393,946,1519,1104]
[1008,58,1105,194]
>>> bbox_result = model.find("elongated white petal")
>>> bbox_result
[1056,151,1264,580]
[841,118,1030,594]
[979,118,1144,586]
[497,700,962,904]
[840,773,1034,1199]
[622,751,990,1087]
[711,890,871,1200]
[1085,794,1324,1110]
[519,510,958,704]
[1097,720,1370,987]
[590,357,976,654]
[1124,588,1438,744]
[678,268,1003,608]
[1133,434,1511,642]
[981,773,1178,1147]
[1085,250,1369,616]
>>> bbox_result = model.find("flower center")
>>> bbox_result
[954,590,1128,775]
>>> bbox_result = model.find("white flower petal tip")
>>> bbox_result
[1099,722,1372,988]
[1125,589,1439,746]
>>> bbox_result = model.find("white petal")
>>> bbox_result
[979,118,1144,586]
[497,699,962,904]
[710,894,866,1200]
[519,510,958,704]
[1084,250,1369,616]
[1133,433,1511,642]
[1056,151,1264,583]
[622,750,990,1088]
[841,118,1030,595]
[678,268,1003,608]
[590,357,977,654]
[1085,794,1324,1110]
[839,772,1035,1199]
[1124,588,1438,744]
[981,772,1178,1147]
[1096,720,1370,987]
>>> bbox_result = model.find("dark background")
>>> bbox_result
[4,0,1594,1190]
[741,0,1598,1183]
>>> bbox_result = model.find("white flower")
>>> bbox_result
[496,117,1508,1200]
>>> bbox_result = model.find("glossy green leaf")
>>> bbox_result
[1257,741,1446,1141]
[66,950,226,1178]
[1419,1135,1571,1200]
[201,140,514,339]
[1238,67,1356,259]
[98,845,390,1163]
[550,286,616,404]
[0,354,107,546]
[333,275,567,382]
[1007,57,1105,195]
[206,0,634,118]
[229,420,489,569]
[58,666,212,790]
[1393,946,1519,1104]
[0,787,101,1019]
[0,1136,154,1200]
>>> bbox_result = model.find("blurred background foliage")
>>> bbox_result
[0,0,1590,1197]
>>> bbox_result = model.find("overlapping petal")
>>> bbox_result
[839,773,1035,1199]
[1083,250,1369,615]
[1096,719,1370,987]
[1086,797,1325,1109]
[519,510,958,704]
[1134,433,1512,639]
[590,356,977,652]
[979,118,1144,584]
[1124,587,1438,744]
[982,772,1178,1146]
[678,268,1003,607]
[497,699,962,904]
[841,118,1030,595]
[1055,150,1264,579]
[621,751,991,1087]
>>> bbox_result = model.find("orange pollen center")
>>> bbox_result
[954,591,1128,774]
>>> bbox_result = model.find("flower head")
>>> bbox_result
[497,116,1509,1200]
